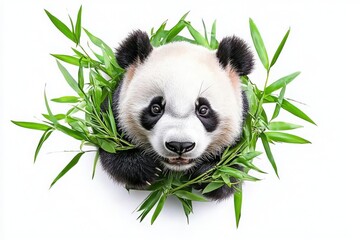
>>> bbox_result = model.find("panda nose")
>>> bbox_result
[165,141,195,155]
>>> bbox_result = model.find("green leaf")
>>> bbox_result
[51,96,79,103]
[260,133,279,177]
[238,151,263,161]
[75,6,82,45]
[55,124,86,140]
[234,190,242,228]
[34,128,53,163]
[210,20,218,49]
[265,132,311,144]
[98,139,116,153]
[264,96,316,125]
[78,66,84,90]
[174,190,207,202]
[183,21,209,47]
[222,174,231,187]
[92,150,99,179]
[202,182,224,194]
[151,194,167,224]
[11,121,51,131]
[271,85,286,120]
[56,60,84,98]
[42,114,66,121]
[265,72,300,95]
[249,18,269,70]
[44,10,76,43]
[138,190,162,222]
[270,28,290,67]
[202,19,209,44]
[178,197,192,224]
[163,11,189,43]
[268,121,303,131]
[50,152,84,188]
[51,54,81,66]
[219,167,260,181]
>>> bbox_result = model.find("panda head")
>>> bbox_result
[114,30,253,171]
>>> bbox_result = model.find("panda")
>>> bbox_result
[99,30,254,200]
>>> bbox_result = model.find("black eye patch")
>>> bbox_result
[140,96,165,130]
[196,97,219,132]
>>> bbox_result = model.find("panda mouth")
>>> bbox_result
[166,157,191,165]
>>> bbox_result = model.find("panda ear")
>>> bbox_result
[115,30,153,69]
[216,36,254,76]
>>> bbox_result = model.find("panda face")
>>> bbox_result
[116,42,247,171]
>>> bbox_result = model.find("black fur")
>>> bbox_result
[195,97,219,132]
[216,36,254,76]
[140,96,165,130]
[115,30,153,69]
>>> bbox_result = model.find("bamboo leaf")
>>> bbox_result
[51,96,79,103]
[151,194,167,224]
[92,150,99,179]
[34,128,53,162]
[234,190,242,228]
[11,121,51,131]
[260,133,279,177]
[163,11,189,43]
[270,28,290,67]
[281,99,316,125]
[268,121,303,131]
[202,182,224,194]
[138,191,162,222]
[44,10,76,43]
[249,18,269,70]
[210,20,218,49]
[75,6,82,45]
[265,132,311,144]
[178,197,192,224]
[174,190,207,202]
[183,21,209,47]
[51,54,81,66]
[271,85,286,120]
[78,66,84,90]
[56,60,84,98]
[219,167,260,181]
[265,72,300,95]
[50,152,84,188]
[202,19,209,44]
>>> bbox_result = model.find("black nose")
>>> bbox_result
[165,141,195,155]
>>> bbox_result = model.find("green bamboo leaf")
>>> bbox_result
[249,18,269,70]
[239,151,263,161]
[51,96,79,103]
[202,182,224,194]
[98,139,116,153]
[271,85,286,120]
[172,35,196,44]
[151,194,167,224]
[44,10,76,43]
[260,133,279,177]
[270,28,290,67]
[183,21,209,47]
[219,166,260,181]
[107,98,118,135]
[11,121,51,131]
[265,72,300,95]
[202,19,209,44]
[150,20,167,46]
[83,28,119,69]
[234,190,242,228]
[56,60,84,98]
[210,20,218,49]
[42,114,66,121]
[265,132,311,144]
[222,174,231,187]
[75,6,82,45]
[92,150,99,179]
[174,190,207,202]
[78,66,84,90]
[55,124,86,140]
[50,152,84,188]
[51,54,81,66]
[138,191,162,222]
[268,121,303,131]
[264,96,316,125]
[34,128,53,162]
[178,197,192,224]
[163,11,189,43]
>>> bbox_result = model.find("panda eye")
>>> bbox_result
[151,104,162,115]
[198,105,209,117]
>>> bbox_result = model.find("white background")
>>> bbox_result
[1,0,360,239]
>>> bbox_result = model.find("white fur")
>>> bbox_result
[117,42,244,170]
